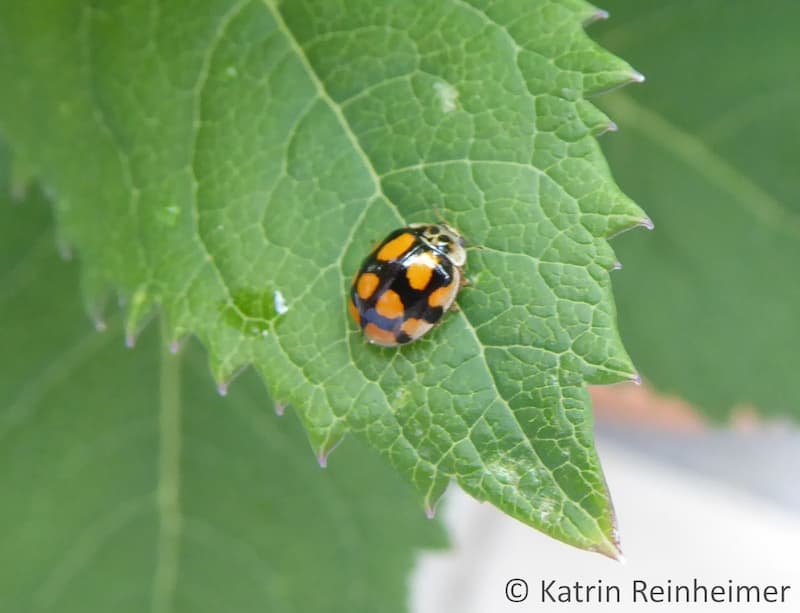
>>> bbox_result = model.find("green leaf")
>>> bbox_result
[0,0,646,555]
[594,2,800,419]
[0,160,444,611]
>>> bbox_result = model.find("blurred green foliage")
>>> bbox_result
[596,1,800,419]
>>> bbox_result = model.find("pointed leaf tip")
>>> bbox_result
[591,537,624,561]
[640,217,655,230]
[312,433,345,469]
[586,8,609,25]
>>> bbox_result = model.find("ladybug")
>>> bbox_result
[349,223,467,347]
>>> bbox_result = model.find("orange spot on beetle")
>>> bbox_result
[375,289,404,319]
[348,298,361,326]
[406,252,437,290]
[401,318,432,339]
[364,322,398,346]
[428,280,457,308]
[357,272,380,300]
[377,233,415,262]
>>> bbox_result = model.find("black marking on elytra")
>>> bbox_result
[421,304,444,324]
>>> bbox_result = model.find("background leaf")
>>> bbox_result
[0,0,646,554]
[0,155,444,612]
[594,1,800,419]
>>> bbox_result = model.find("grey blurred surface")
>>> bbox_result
[412,424,800,613]
[597,423,800,512]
